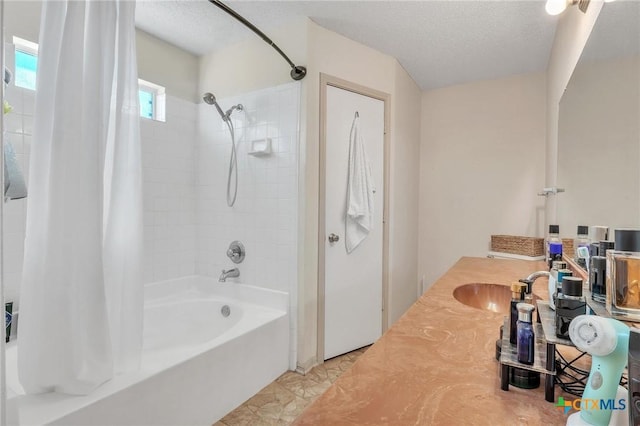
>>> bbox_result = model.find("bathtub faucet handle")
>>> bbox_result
[226,241,246,264]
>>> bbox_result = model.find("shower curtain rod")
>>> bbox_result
[208,0,307,81]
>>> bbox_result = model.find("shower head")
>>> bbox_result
[202,92,216,105]
[203,92,228,122]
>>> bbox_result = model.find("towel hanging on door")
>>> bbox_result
[345,111,375,253]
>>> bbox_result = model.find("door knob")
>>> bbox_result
[328,233,340,243]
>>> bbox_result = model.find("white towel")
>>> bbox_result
[345,113,374,253]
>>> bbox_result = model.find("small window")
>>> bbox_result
[138,79,166,122]
[13,37,38,91]
[11,37,166,122]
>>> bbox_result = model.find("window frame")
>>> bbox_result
[13,36,39,91]
[138,78,166,122]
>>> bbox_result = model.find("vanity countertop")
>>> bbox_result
[295,256,572,425]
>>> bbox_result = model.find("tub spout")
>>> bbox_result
[219,268,240,282]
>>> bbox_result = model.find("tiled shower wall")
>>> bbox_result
[2,82,198,307]
[196,82,300,367]
[140,96,197,283]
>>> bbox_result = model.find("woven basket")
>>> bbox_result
[491,235,544,257]
[562,238,574,257]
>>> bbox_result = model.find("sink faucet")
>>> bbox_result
[519,271,550,295]
[219,268,240,282]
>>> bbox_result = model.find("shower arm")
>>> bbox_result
[208,0,307,81]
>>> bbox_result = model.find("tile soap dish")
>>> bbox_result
[248,138,272,156]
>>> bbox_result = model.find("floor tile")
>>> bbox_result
[215,346,368,425]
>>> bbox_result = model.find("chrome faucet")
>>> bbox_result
[219,268,240,282]
[519,271,550,294]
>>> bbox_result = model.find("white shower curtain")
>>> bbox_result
[18,0,143,395]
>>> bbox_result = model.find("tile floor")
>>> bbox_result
[214,346,369,426]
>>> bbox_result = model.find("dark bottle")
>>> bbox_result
[548,242,563,269]
[554,268,573,307]
[590,241,613,303]
[589,256,607,303]
[555,276,587,339]
[509,283,526,344]
[516,303,535,365]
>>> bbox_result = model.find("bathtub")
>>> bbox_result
[5,276,289,425]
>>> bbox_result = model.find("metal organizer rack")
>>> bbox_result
[499,310,557,402]
[500,297,610,402]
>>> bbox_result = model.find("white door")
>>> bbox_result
[323,85,384,360]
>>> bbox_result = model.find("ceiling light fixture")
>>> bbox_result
[545,0,592,15]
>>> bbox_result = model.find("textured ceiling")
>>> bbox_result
[136,1,563,90]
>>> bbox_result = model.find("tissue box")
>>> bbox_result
[491,235,544,257]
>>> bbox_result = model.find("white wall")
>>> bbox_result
[136,30,200,102]
[388,61,422,322]
[418,73,546,288]
[4,1,40,46]
[198,19,308,100]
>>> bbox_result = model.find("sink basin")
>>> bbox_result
[453,283,540,315]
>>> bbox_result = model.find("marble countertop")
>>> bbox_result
[295,257,572,425]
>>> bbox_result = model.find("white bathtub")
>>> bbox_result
[5,276,290,425]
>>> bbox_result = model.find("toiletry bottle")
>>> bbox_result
[509,283,526,344]
[589,225,609,244]
[590,256,607,303]
[600,240,615,255]
[555,268,573,308]
[607,229,640,320]
[555,276,586,339]
[575,225,590,268]
[589,241,615,303]
[549,242,563,269]
[516,303,535,365]
[546,225,562,269]
[549,261,568,310]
